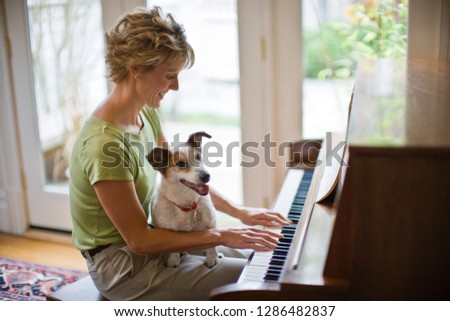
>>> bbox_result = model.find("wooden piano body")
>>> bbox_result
[211,59,450,300]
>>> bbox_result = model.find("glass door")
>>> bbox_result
[7,0,108,231]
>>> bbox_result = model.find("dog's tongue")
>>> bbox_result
[198,184,209,195]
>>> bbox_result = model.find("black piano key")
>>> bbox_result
[270,254,287,261]
[268,259,285,266]
[266,268,282,276]
[266,269,282,277]
[281,226,296,231]
[273,249,289,256]
[264,274,279,281]
[281,232,294,238]
[267,265,283,272]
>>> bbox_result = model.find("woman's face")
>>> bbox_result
[135,63,180,108]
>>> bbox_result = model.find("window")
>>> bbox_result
[27,0,108,185]
[302,0,408,138]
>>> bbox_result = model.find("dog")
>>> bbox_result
[146,131,219,268]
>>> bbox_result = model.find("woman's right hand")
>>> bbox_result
[218,227,282,251]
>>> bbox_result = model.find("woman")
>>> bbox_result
[69,6,289,300]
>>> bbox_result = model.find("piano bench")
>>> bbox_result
[46,276,108,301]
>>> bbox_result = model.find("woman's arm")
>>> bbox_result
[93,180,281,255]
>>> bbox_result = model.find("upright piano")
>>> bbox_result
[210,59,450,300]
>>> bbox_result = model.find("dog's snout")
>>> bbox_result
[199,170,210,183]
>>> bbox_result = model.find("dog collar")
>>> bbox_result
[166,197,198,212]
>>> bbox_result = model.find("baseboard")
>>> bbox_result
[0,200,8,233]
[25,227,73,245]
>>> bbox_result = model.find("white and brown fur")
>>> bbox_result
[146,132,218,268]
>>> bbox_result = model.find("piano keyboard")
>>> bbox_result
[240,168,314,283]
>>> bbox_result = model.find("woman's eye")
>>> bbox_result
[176,160,186,168]
[195,154,201,161]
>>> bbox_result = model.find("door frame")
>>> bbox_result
[238,0,303,208]
[0,0,28,234]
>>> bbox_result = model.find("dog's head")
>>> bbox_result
[146,131,212,196]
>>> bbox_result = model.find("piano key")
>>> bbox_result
[267,265,283,271]
[240,169,314,283]
[268,259,285,266]
[264,274,280,281]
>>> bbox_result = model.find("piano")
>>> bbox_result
[210,59,450,300]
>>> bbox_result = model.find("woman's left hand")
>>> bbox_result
[235,207,292,227]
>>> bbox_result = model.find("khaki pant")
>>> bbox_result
[85,244,251,300]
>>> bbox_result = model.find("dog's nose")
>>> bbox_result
[199,170,210,183]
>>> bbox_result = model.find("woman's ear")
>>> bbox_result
[130,65,140,80]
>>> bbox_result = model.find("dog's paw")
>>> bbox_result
[204,256,219,268]
[166,253,181,268]
[166,261,180,268]
[204,248,219,268]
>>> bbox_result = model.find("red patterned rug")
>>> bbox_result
[0,257,87,301]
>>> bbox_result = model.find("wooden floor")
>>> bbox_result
[0,232,87,272]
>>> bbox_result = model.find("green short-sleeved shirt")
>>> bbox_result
[69,106,161,250]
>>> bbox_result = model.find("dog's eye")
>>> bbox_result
[176,160,187,168]
[195,153,201,161]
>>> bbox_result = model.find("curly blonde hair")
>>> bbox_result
[105,6,195,83]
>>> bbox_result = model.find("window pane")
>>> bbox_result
[302,0,408,138]
[147,0,243,211]
[27,0,107,186]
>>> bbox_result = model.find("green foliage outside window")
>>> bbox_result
[304,0,408,79]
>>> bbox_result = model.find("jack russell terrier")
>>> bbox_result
[146,131,219,268]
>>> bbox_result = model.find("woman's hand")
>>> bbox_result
[218,227,282,251]
[234,206,292,227]
[210,189,291,228]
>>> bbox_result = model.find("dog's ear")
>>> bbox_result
[146,147,171,173]
[187,131,212,149]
